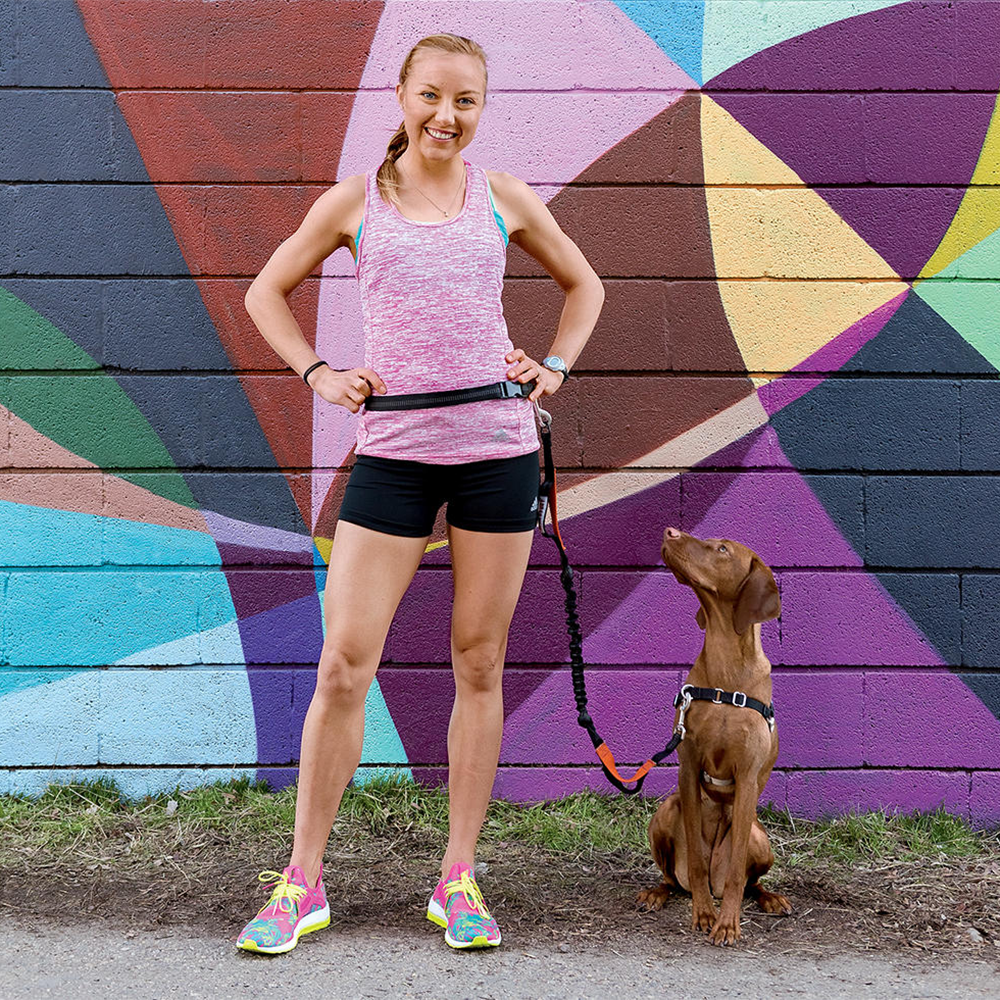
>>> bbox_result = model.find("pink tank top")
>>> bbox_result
[353,160,539,464]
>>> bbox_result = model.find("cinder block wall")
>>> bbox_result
[2,1,998,824]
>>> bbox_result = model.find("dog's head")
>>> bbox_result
[661,528,780,635]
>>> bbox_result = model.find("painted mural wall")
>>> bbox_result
[1,0,998,824]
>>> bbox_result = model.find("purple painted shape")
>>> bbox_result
[682,470,863,568]
[500,668,685,764]
[225,568,317,619]
[215,541,313,567]
[701,424,794,470]
[709,2,957,92]
[582,573,709,665]
[956,2,1000,90]
[865,670,1000,768]
[971,772,1000,828]
[255,767,297,793]
[237,593,323,665]
[820,187,965,279]
[785,770,970,821]
[244,669,293,765]
[385,570,571,665]
[377,668,553,767]
[778,573,945,667]
[201,509,313,556]
[772,670,863,768]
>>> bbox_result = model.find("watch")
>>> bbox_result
[542,355,570,383]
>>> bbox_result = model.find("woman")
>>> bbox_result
[237,33,604,954]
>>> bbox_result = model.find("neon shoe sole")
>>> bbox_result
[236,904,331,955]
[426,898,447,928]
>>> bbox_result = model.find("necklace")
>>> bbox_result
[400,164,466,217]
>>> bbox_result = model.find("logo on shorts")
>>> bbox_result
[530,497,538,512]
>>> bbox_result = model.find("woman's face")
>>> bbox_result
[396,51,486,165]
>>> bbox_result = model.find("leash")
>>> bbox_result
[363,379,775,795]
[535,403,681,795]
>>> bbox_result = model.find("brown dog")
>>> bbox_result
[638,528,791,945]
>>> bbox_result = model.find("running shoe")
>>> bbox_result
[236,864,330,954]
[427,862,501,949]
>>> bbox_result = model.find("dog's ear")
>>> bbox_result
[733,557,780,635]
[696,606,707,630]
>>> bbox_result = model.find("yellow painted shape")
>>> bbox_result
[920,93,1000,279]
[425,539,450,553]
[701,94,800,186]
[715,280,909,373]
[314,535,333,565]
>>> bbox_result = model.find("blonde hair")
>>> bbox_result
[376,34,488,207]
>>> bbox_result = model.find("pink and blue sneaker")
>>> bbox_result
[236,864,330,954]
[427,862,501,949]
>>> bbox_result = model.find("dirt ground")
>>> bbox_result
[4,837,999,968]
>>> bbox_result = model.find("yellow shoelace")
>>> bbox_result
[255,870,307,917]
[444,870,491,919]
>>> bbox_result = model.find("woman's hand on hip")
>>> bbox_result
[505,348,563,403]
[311,366,387,413]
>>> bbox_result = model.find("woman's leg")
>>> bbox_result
[441,524,534,877]
[289,519,429,886]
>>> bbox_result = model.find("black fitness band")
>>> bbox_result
[302,360,329,386]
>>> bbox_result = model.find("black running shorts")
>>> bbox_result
[338,449,541,537]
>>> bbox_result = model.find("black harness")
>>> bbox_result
[364,380,776,795]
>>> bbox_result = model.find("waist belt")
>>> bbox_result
[364,380,535,411]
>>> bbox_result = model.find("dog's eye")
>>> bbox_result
[718,544,728,554]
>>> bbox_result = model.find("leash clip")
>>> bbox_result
[673,685,694,741]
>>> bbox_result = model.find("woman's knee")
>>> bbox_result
[314,643,376,704]
[453,639,504,694]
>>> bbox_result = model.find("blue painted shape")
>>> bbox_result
[200,375,288,469]
[5,569,202,666]
[6,767,258,802]
[770,378,961,471]
[963,576,1000,669]
[0,669,99,765]
[0,279,105,366]
[867,477,1000,569]
[0,2,14,87]
[844,293,997,375]
[0,501,102,566]
[614,1,704,84]
[100,668,257,765]
[105,280,233,369]
[870,572,961,667]
[0,90,144,181]
[103,516,221,567]
[188,473,307,536]
[111,375,202,468]
[962,381,1000,472]
[14,0,109,87]
[0,666,85,700]
[8,184,187,274]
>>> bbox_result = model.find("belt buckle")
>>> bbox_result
[501,379,534,399]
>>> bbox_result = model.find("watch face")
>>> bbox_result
[543,355,567,372]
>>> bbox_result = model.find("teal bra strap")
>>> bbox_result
[355,221,363,245]
[484,176,509,246]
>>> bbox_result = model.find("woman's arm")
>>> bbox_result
[244,174,387,411]
[486,170,605,400]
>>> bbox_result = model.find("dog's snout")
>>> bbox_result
[664,527,682,540]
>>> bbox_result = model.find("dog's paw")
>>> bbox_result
[691,902,718,933]
[755,889,792,915]
[709,915,741,947]
[637,885,671,911]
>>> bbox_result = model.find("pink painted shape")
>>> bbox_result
[865,671,1000,769]
[758,291,909,418]
[778,573,946,666]
[7,407,93,468]
[685,468,863,568]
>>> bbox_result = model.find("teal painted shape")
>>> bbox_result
[0,501,101,566]
[199,569,241,636]
[103,515,221,566]
[5,569,202,665]
[614,1,705,84]
[0,667,83,700]
[702,1,901,82]
[914,277,1000,371]
[359,678,412,780]
[6,767,257,802]
[0,288,100,370]
[930,226,1000,281]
